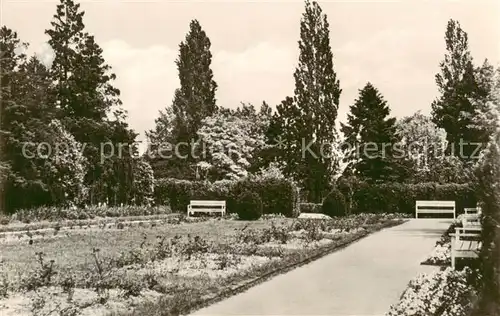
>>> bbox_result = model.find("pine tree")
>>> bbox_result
[341,82,401,183]
[270,0,341,202]
[45,0,136,205]
[431,19,485,162]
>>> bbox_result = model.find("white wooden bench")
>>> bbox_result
[415,200,456,219]
[451,226,482,269]
[187,200,226,218]
[464,207,479,215]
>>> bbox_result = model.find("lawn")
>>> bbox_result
[0,213,407,316]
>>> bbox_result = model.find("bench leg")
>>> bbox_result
[451,243,455,269]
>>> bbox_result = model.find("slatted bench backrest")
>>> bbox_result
[190,200,226,207]
[415,200,455,219]
[187,200,226,217]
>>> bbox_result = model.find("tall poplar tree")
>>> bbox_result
[431,19,486,162]
[171,19,217,144]
[270,0,341,202]
[149,19,217,179]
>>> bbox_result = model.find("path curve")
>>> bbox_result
[190,219,452,316]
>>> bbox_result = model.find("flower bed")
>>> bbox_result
[386,267,478,316]
[0,214,406,316]
[1,205,172,226]
[421,221,461,266]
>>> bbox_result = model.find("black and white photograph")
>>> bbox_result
[0,0,499,315]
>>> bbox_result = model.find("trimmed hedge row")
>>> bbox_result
[154,178,299,217]
[328,181,477,216]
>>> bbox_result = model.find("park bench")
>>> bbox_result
[451,226,482,269]
[187,200,226,218]
[415,200,456,219]
[464,207,480,215]
[462,205,482,227]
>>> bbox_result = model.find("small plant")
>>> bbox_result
[267,222,289,244]
[300,220,324,243]
[22,252,57,291]
[89,248,110,304]
[61,273,76,302]
[0,273,9,298]
[238,229,263,245]
[215,253,240,270]
[113,234,149,268]
[53,222,62,235]
[117,274,143,298]
[0,215,9,225]
[180,235,209,260]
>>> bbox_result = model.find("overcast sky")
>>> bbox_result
[2,0,499,146]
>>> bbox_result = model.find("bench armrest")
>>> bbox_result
[454,227,482,241]
[455,227,482,233]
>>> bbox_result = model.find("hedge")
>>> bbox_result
[154,178,299,217]
[345,182,477,216]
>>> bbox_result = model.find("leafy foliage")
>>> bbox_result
[396,112,473,183]
[195,108,266,181]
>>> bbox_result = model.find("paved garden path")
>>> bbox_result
[190,219,452,316]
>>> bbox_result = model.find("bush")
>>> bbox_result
[322,188,347,217]
[154,177,299,217]
[236,192,263,220]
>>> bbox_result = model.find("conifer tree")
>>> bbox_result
[341,82,402,183]
[46,0,136,205]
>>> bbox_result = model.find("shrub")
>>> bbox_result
[132,159,155,206]
[236,192,263,220]
[322,188,347,217]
